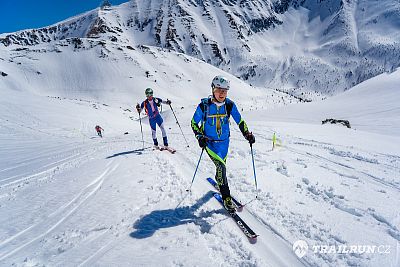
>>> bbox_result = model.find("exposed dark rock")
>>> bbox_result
[322,119,351,128]
[250,17,282,33]
[273,0,292,14]
[71,38,83,49]
[210,43,224,65]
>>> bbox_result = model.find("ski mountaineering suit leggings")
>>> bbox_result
[149,114,168,145]
[205,139,230,199]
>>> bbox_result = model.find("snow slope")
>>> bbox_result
[1,68,399,266]
[265,68,400,136]
[0,38,293,108]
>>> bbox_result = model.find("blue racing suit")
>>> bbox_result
[191,97,249,200]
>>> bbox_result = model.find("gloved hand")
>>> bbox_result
[166,99,172,105]
[197,135,208,148]
[245,132,255,144]
[136,104,141,112]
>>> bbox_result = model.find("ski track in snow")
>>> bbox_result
[242,125,400,265]
[0,158,119,260]
[0,148,96,187]
[0,121,399,266]
[0,130,305,266]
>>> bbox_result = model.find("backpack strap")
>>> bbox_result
[200,97,233,121]
[144,99,149,115]
[199,97,211,124]
[225,98,233,118]
[154,98,161,107]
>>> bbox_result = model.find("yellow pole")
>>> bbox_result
[272,132,276,151]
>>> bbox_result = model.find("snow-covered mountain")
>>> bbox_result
[1,0,399,99]
[0,36,298,109]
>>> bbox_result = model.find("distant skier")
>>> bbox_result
[136,87,171,148]
[95,125,104,137]
[191,75,255,212]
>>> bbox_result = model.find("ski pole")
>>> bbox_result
[250,143,258,198]
[168,103,190,148]
[137,106,144,149]
[186,148,205,192]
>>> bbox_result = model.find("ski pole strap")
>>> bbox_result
[250,144,258,194]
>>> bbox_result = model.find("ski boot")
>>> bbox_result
[223,196,236,213]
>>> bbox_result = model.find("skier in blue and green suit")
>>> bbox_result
[191,75,255,212]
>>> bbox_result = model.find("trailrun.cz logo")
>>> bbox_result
[293,240,308,258]
[292,240,391,258]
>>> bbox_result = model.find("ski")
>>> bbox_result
[212,192,258,242]
[206,177,243,211]
[160,146,176,154]
[153,145,176,153]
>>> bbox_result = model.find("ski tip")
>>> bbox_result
[249,236,258,244]
[236,206,244,212]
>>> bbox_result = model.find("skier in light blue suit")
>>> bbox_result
[191,75,255,212]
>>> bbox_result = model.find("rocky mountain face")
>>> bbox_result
[1,0,399,99]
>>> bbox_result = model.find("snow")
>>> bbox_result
[265,68,400,136]
[0,1,399,266]
[1,49,400,266]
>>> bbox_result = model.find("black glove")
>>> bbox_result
[245,132,255,144]
[166,99,172,105]
[136,104,141,112]
[197,135,208,148]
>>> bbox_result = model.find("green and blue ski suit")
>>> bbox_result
[191,97,249,200]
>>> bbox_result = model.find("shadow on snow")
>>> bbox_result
[130,191,221,239]
[106,147,152,158]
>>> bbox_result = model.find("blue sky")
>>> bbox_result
[0,0,128,34]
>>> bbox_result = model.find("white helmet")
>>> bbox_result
[211,75,230,90]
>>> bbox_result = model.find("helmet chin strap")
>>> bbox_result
[212,92,221,103]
